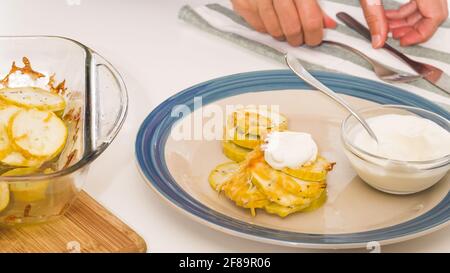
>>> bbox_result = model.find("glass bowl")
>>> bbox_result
[341,105,449,195]
[0,36,128,226]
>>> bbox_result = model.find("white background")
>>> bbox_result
[0,0,448,252]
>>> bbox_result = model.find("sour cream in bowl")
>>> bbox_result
[341,105,450,194]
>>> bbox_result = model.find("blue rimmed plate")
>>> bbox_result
[136,70,449,249]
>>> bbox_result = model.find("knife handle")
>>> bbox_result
[336,12,424,74]
[336,12,372,41]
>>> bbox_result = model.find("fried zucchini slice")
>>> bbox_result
[1,151,44,168]
[222,140,252,162]
[0,105,21,125]
[0,182,10,212]
[0,125,12,159]
[224,107,288,150]
[209,161,268,215]
[225,127,261,150]
[208,162,240,191]
[282,156,335,182]
[221,170,269,215]
[10,109,67,159]
[264,191,327,217]
[0,106,21,159]
[3,167,51,202]
[248,149,325,207]
[0,87,65,112]
[264,202,310,218]
[229,108,288,136]
[232,138,261,150]
[251,165,310,207]
[301,190,327,212]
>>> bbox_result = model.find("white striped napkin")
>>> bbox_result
[179,0,450,108]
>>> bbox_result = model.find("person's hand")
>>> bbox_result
[385,0,448,46]
[231,0,337,47]
[360,0,389,48]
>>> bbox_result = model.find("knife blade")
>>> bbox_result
[336,12,450,94]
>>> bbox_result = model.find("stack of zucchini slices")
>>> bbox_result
[0,87,67,169]
[222,107,287,162]
[209,107,334,218]
[0,87,67,211]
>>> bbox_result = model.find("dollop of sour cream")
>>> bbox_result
[263,131,318,170]
[352,114,450,161]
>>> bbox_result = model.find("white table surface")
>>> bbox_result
[1,0,448,253]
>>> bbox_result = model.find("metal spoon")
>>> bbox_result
[285,53,379,143]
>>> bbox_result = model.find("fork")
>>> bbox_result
[322,40,422,83]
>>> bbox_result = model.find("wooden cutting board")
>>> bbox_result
[0,191,147,253]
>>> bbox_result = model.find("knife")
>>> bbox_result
[336,12,450,94]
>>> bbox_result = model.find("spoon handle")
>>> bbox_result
[285,54,379,142]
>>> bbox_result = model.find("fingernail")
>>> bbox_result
[365,0,382,6]
[372,34,382,48]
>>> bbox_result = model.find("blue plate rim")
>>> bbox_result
[135,70,449,247]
